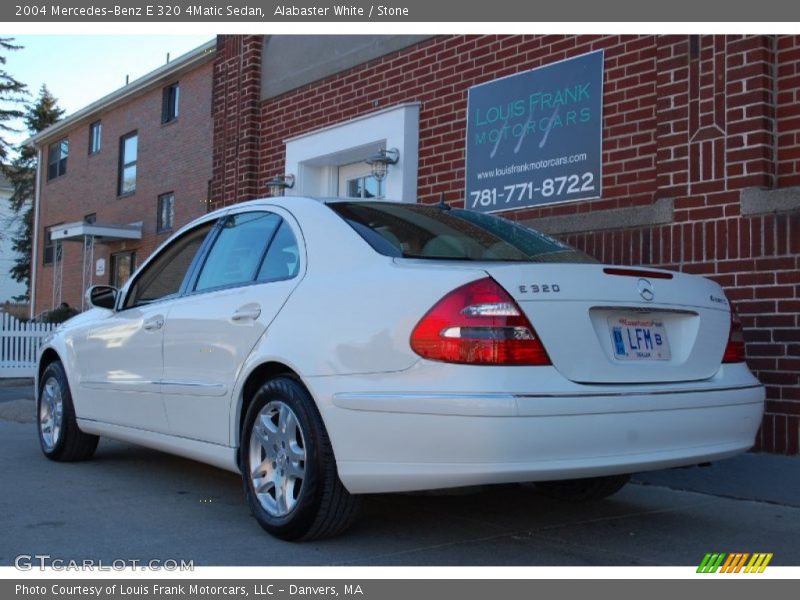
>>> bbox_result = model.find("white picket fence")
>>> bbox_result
[0,312,56,378]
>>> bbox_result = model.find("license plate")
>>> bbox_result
[608,316,671,361]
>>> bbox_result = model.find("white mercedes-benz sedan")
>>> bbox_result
[36,196,764,540]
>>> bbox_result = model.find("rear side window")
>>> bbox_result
[195,212,282,292]
[328,202,596,263]
[256,221,300,282]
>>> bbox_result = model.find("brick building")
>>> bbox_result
[211,34,800,454]
[28,40,215,316]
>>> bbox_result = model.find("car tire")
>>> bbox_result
[532,474,631,502]
[37,360,99,461]
[241,376,360,541]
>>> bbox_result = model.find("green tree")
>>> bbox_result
[0,37,27,167]
[6,85,64,300]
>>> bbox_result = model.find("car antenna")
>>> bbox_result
[437,192,451,210]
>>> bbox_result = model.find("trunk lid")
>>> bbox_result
[483,263,731,384]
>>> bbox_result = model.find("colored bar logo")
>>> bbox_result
[697,552,773,573]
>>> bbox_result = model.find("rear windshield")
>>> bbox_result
[327,201,597,263]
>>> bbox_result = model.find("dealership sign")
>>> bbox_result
[465,51,604,213]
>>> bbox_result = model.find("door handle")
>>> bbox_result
[143,316,165,331]
[232,304,261,322]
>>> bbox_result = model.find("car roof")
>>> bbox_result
[203,196,410,220]
[177,197,427,245]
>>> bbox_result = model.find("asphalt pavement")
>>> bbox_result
[0,380,797,566]
[0,378,34,404]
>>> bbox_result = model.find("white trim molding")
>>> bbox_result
[284,103,420,203]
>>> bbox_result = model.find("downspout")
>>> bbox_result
[29,146,42,320]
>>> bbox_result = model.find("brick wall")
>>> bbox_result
[778,35,800,187]
[35,60,214,316]
[211,34,800,454]
[210,35,262,206]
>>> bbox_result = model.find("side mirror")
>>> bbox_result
[86,285,118,310]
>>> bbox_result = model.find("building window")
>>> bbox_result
[340,162,383,199]
[118,131,138,196]
[110,251,135,288]
[157,192,175,232]
[43,224,62,265]
[88,121,102,154]
[162,82,179,124]
[47,139,68,180]
[346,176,382,199]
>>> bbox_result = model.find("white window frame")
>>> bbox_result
[284,103,419,203]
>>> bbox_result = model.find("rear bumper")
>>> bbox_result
[331,384,763,417]
[334,402,762,493]
[311,365,764,494]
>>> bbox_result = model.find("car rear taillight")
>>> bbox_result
[722,303,745,363]
[410,277,550,366]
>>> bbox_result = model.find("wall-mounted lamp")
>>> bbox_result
[366,148,399,182]
[266,174,295,197]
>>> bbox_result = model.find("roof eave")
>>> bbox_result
[24,38,216,148]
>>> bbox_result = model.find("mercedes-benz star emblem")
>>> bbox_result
[638,278,655,302]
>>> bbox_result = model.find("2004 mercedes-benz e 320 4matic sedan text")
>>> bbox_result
[36,197,764,540]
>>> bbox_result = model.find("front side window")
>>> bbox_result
[162,82,180,124]
[47,139,68,180]
[89,121,102,154]
[194,212,283,292]
[125,222,213,308]
[157,192,175,232]
[328,202,596,264]
[118,131,138,195]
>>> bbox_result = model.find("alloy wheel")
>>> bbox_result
[248,400,307,517]
[39,376,64,452]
